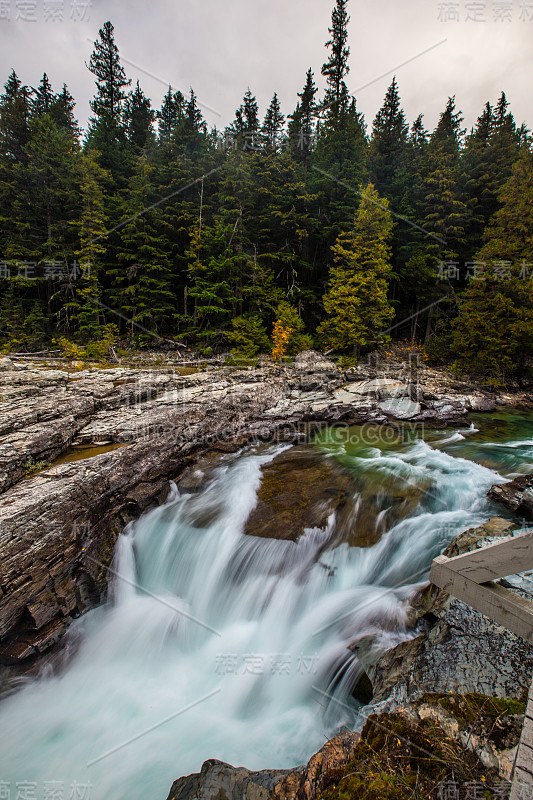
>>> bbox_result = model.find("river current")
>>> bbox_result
[1,412,532,800]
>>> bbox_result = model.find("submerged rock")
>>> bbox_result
[243,445,357,541]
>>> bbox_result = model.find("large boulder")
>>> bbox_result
[166,733,360,800]
[353,518,533,710]
[489,474,533,521]
[378,397,421,420]
[468,394,497,412]
[293,350,337,373]
[272,732,360,800]
[166,760,292,800]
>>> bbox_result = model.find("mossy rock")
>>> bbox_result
[319,710,500,800]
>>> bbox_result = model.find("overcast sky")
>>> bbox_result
[0,0,531,137]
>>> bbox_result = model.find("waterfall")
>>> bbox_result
[1,422,531,800]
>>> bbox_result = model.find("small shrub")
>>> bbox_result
[228,315,271,359]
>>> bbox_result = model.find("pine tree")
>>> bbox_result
[288,68,318,162]
[317,183,394,355]
[367,77,408,199]
[452,147,533,381]
[32,73,55,116]
[321,0,351,124]
[67,150,109,341]
[185,89,206,134]
[404,97,468,341]
[26,112,80,262]
[247,150,318,307]
[86,21,131,178]
[0,71,32,261]
[389,114,430,335]
[423,97,467,249]
[157,87,185,143]
[233,89,259,146]
[124,80,155,152]
[462,92,522,255]
[111,153,176,337]
[461,101,494,253]
[185,151,282,347]
[228,314,271,359]
[52,85,80,134]
[0,70,30,161]
[312,97,368,251]
[261,93,285,151]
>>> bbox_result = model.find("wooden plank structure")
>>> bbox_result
[429,528,533,798]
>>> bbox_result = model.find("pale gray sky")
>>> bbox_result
[0,0,531,136]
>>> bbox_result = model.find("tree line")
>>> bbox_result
[0,0,531,381]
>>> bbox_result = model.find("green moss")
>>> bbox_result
[417,692,526,727]
[319,710,499,800]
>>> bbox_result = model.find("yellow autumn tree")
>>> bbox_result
[271,302,312,360]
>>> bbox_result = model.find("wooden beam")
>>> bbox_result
[511,703,533,798]
[433,530,533,584]
[430,556,533,645]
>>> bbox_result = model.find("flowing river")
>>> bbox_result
[1,412,533,800]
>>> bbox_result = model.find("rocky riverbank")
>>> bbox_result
[0,351,529,671]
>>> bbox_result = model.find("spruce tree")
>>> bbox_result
[86,21,131,178]
[111,154,175,337]
[185,89,206,134]
[317,183,394,356]
[0,71,32,261]
[403,98,468,341]
[52,85,80,134]
[312,97,368,252]
[32,73,55,116]
[233,89,259,145]
[0,71,30,161]
[313,0,367,251]
[452,148,533,381]
[462,92,522,256]
[157,87,185,143]
[367,77,408,199]
[261,93,285,150]
[288,68,318,162]
[26,113,80,261]
[67,150,109,341]
[124,80,155,153]
[321,0,351,123]
[422,97,468,251]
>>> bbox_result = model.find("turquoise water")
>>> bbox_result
[0,413,531,800]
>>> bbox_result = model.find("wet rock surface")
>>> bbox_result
[243,446,357,541]
[489,473,533,520]
[356,518,533,711]
[0,353,526,669]
[165,699,512,800]
[166,759,293,800]
[166,732,360,800]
